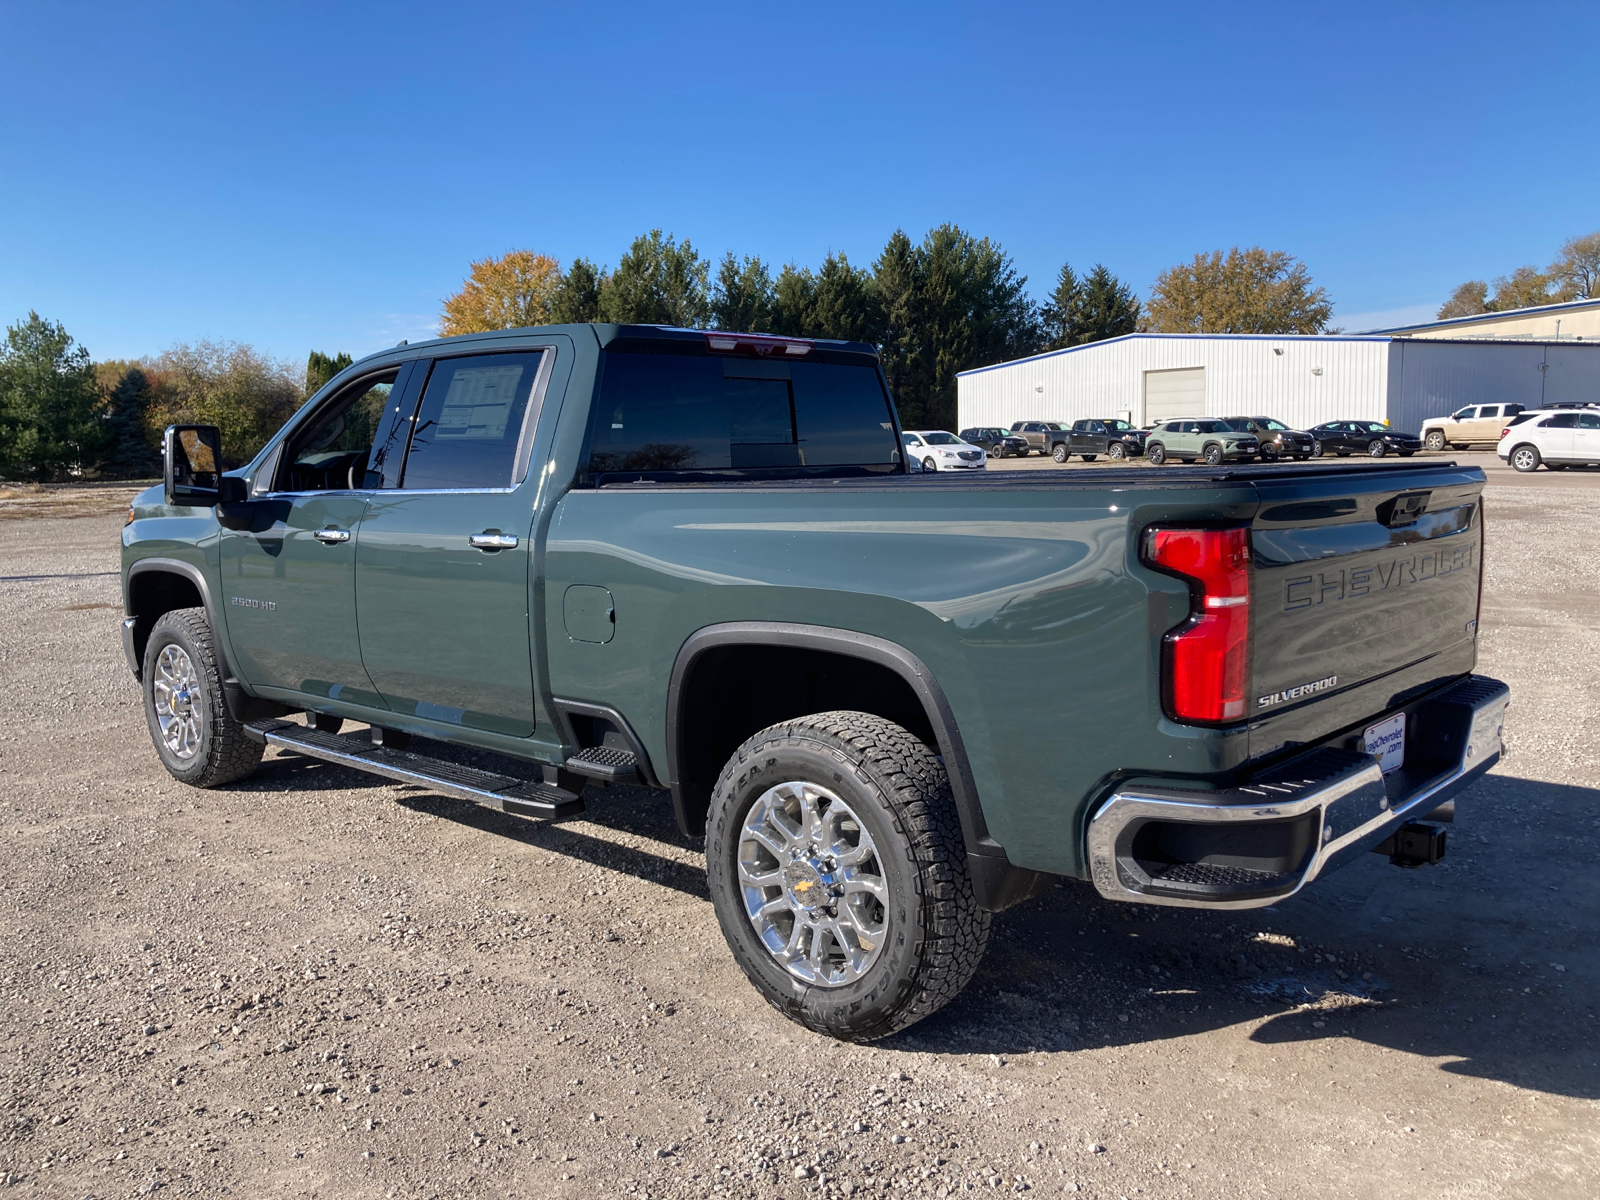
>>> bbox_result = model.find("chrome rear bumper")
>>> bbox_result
[1087,675,1509,909]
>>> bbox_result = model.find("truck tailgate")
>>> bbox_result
[1248,463,1484,748]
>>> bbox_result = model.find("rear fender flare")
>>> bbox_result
[666,622,1052,911]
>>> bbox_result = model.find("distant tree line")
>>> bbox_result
[1438,231,1600,319]
[1,231,1338,479]
[0,312,331,480]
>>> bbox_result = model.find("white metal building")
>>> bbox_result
[955,333,1600,434]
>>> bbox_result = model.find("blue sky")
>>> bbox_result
[2,1,1596,364]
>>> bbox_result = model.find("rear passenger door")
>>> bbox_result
[1575,412,1600,461]
[354,348,558,737]
[1470,406,1502,442]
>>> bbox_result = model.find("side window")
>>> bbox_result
[1541,413,1578,428]
[1452,407,1476,420]
[1580,413,1600,429]
[401,353,544,490]
[1480,406,1501,418]
[278,368,401,493]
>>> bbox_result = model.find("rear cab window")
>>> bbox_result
[585,345,900,484]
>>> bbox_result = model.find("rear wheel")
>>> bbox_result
[1147,442,1167,465]
[1311,439,1324,457]
[704,712,991,1042]
[1424,430,1446,451]
[1510,444,1542,472]
[1052,444,1068,463]
[1368,439,1386,458]
[142,608,263,788]
[1107,442,1127,461]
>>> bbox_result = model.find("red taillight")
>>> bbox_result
[1500,427,1511,438]
[703,331,813,357]
[1144,526,1252,723]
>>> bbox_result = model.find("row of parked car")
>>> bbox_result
[908,403,1600,472]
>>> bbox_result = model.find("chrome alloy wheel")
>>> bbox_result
[737,780,888,987]
[152,644,203,760]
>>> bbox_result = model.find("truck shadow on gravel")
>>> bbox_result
[250,751,1598,1101]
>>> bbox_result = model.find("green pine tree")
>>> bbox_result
[101,367,162,478]
[598,231,709,327]
[0,312,105,481]
[306,350,354,397]
[709,253,774,332]
[550,257,605,323]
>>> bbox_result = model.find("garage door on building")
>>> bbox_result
[1143,367,1205,424]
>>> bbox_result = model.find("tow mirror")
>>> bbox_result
[164,424,225,506]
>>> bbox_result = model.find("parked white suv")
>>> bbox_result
[903,430,987,471]
[1422,403,1526,451]
[1496,408,1600,472]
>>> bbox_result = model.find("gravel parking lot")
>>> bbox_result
[1,474,1595,1199]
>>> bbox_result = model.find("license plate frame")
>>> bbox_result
[1363,712,1406,774]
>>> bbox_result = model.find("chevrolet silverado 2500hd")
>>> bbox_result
[122,323,1509,1040]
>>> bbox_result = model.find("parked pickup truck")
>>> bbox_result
[122,323,1509,1041]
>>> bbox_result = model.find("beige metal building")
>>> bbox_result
[1363,296,1600,341]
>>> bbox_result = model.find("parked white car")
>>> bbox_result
[1421,403,1526,451]
[1496,408,1600,472]
[903,430,987,471]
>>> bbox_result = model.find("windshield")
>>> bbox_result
[922,432,962,446]
[1105,420,1133,431]
[1195,420,1229,433]
[1258,418,1290,430]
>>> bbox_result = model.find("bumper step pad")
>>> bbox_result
[564,745,639,782]
[244,720,586,821]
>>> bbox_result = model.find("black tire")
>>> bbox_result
[1312,440,1324,458]
[922,456,937,473]
[1368,439,1386,458]
[1147,442,1166,465]
[1107,442,1127,461]
[1424,431,1446,452]
[1052,444,1068,463]
[142,608,263,788]
[1203,443,1223,466]
[1510,443,1542,473]
[704,711,991,1042]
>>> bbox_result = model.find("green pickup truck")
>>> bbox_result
[122,323,1509,1040]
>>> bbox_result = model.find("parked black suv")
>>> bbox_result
[1216,416,1315,461]
[960,427,1030,458]
[1064,419,1146,462]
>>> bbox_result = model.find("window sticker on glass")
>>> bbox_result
[437,365,525,439]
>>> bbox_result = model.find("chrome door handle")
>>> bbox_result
[468,533,518,550]
[312,527,351,544]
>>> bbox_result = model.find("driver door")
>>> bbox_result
[219,363,416,707]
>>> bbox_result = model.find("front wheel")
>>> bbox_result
[705,712,991,1041]
[922,456,937,473]
[1107,442,1127,461]
[1052,444,1068,463]
[142,608,264,787]
[1147,442,1167,465]
[1203,444,1223,466]
[1368,439,1386,458]
[1424,431,1446,451]
[1510,444,1542,473]
[1311,440,1324,457]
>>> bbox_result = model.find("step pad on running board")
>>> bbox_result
[245,720,585,821]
